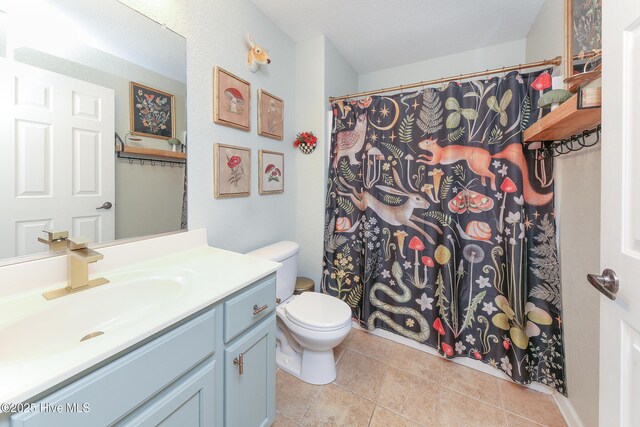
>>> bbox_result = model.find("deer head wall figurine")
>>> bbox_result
[246,33,271,72]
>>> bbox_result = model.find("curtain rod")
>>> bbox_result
[328,55,562,103]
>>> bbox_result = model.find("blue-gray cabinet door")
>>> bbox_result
[224,315,275,427]
[116,359,215,426]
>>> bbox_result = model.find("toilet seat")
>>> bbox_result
[284,292,352,332]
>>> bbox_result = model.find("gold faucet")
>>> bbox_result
[38,230,69,251]
[43,237,109,300]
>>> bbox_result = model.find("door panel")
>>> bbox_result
[600,1,640,426]
[0,60,115,258]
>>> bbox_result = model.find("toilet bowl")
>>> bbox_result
[247,241,352,385]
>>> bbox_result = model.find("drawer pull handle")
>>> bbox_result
[234,353,244,375]
[253,304,268,315]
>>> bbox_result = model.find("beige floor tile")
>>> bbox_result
[333,349,388,401]
[274,411,299,426]
[499,381,567,427]
[368,405,421,427]
[300,383,375,427]
[346,329,396,362]
[377,367,439,425]
[506,412,546,427]
[387,343,443,384]
[442,359,503,407]
[276,369,322,423]
[348,329,444,384]
[438,387,508,427]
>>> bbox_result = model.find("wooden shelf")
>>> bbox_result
[115,145,186,160]
[523,93,601,142]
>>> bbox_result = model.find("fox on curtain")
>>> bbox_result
[322,70,566,394]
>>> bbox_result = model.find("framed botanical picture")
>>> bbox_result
[258,150,284,195]
[130,82,175,140]
[257,89,284,140]
[214,66,251,131]
[564,0,602,79]
[214,144,251,198]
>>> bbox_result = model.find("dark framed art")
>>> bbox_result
[130,82,175,140]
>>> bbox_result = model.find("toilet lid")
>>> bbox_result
[284,292,352,331]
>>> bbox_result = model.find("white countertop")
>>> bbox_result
[0,242,280,404]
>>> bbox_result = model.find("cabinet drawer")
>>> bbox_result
[224,274,275,343]
[11,309,216,427]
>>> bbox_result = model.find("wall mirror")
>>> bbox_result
[0,0,187,264]
[564,0,602,78]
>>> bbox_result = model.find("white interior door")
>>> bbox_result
[599,1,640,426]
[0,60,115,258]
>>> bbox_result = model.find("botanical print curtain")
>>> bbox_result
[322,69,566,394]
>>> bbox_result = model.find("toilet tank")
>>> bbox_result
[246,241,299,301]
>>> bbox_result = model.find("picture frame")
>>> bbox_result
[130,82,175,140]
[257,89,284,140]
[564,0,602,80]
[258,150,284,195]
[577,76,602,110]
[214,66,251,131]
[214,144,251,198]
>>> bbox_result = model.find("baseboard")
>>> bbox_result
[553,392,585,427]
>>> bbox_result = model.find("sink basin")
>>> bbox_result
[0,269,194,363]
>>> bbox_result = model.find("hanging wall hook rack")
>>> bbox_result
[114,132,186,167]
[537,125,601,159]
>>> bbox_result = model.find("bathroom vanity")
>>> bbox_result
[0,230,279,427]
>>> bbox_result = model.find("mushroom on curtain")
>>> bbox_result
[322,70,566,394]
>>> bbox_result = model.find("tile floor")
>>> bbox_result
[275,329,567,427]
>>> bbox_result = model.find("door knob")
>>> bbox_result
[587,268,620,300]
[96,202,113,210]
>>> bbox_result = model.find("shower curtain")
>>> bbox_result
[322,70,566,394]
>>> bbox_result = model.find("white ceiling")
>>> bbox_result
[251,0,545,74]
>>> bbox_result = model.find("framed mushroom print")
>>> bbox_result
[130,82,175,140]
[257,89,284,140]
[214,66,250,131]
[214,144,251,198]
[258,150,284,195]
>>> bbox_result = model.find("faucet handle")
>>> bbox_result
[38,230,69,251]
[67,236,92,251]
[41,229,69,242]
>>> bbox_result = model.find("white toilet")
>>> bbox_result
[247,241,352,385]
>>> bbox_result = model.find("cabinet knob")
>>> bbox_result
[234,353,244,375]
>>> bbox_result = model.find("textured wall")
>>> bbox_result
[526,1,601,425]
[293,34,358,286]
[358,38,527,92]
[121,0,299,254]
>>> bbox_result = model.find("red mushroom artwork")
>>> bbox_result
[214,66,251,131]
[225,87,245,114]
[259,150,284,195]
